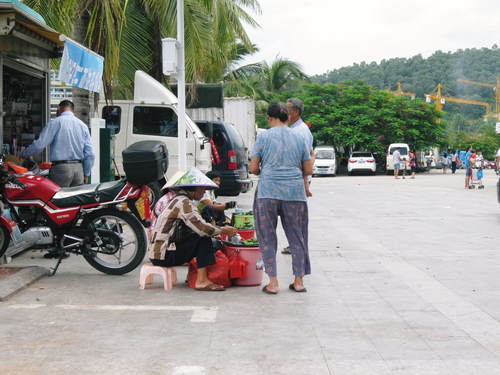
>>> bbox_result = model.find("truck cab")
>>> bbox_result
[98,71,211,179]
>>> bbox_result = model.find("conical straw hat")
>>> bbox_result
[161,168,218,190]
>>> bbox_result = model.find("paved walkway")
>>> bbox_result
[0,170,499,374]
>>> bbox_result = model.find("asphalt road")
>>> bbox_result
[1,169,499,375]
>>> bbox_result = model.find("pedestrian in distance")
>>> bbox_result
[451,151,459,174]
[22,100,95,187]
[250,102,313,294]
[393,147,402,179]
[409,150,417,179]
[442,152,449,174]
[282,97,313,255]
[464,146,475,189]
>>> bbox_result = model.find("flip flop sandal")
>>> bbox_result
[289,284,307,293]
[262,285,278,295]
[195,283,225,291]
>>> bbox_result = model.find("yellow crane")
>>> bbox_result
[425,83,492,117]
[395,82,416,99]
[457,77,500,119]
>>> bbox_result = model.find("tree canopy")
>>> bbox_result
[314,47,500,120]
[273,82,447,155]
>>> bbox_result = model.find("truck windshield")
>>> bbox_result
[315,150,334,159]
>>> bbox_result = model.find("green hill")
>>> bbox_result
[313,46,500,120]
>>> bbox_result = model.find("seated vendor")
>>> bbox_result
[149,168,237,291]
[197,170,236,226]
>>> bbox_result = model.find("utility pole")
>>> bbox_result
[177,0,187,171]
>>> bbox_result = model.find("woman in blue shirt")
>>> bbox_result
[249,102,313,294]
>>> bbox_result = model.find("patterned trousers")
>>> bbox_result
[254,198,310,277]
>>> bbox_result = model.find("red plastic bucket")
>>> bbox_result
[223,244,264,286]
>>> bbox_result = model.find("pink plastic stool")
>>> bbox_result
[139,263,178,291]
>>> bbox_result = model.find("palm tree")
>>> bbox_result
[25,0,261,107]
[225,57,309,102]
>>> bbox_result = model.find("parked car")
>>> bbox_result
[486,160,496,169]
[313,146,337,176]
[348,151,376,175]
[195,121,252,196]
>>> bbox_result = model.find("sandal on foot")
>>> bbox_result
[289,283,307,293]
[281,247,291,255]
[262,285,278,295]
[195,283,225,291]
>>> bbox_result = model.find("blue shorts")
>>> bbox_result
[394,163,400,170]
[466,167,472,177]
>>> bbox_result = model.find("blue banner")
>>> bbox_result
[58,40,104,92]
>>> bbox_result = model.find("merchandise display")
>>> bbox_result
[2,66,46,159]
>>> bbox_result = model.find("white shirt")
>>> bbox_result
[393,150,401,164]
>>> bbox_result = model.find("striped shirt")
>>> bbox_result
[149,192,221,261]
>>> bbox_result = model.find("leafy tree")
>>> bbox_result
[26,0,261,102]
[224,57,309,102]
[448,121,499,159]
[272,82,446,156]
[314,47,500,120]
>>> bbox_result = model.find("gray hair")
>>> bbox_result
[287,98,304,115]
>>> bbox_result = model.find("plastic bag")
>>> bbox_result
[188,250,231,288]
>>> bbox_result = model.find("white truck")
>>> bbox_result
[98,71,212,179]
[186,97,257,154]
[386,143,410,172]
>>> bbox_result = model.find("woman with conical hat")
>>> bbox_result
[149,168,237,291]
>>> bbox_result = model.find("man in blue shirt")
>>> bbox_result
[22,100,95,187]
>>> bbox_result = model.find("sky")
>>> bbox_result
[241,0,500,76]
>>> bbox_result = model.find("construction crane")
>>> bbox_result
[395,82,416,99]
[425,83,492,117]
[457,77,500,119]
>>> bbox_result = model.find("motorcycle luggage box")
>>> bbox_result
[122,141,168,185]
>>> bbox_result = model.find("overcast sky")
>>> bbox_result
[242,0,500,76]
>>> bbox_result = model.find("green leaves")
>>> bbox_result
[273,82,446,154]
[26,0,261,98]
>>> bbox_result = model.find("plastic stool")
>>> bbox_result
[139,263,178,291]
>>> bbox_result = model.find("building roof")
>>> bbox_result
[0,0,46,24]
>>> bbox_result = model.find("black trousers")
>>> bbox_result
[451,161,457,174]
[151,233,216,269]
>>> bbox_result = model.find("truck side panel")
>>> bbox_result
[224,98,256,152]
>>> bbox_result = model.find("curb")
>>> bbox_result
[0,266,50,301]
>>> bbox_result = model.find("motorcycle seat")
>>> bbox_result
[50,179,128,208]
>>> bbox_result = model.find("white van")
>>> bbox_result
[313,146,337,176]
[98,71,211,179]
[386,143,410,172]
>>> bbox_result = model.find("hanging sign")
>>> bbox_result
[58,39,104,92]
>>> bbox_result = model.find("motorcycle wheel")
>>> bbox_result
[81,208,146,275]
[0,226,10,258]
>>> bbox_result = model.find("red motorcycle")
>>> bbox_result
[0,155,152,275]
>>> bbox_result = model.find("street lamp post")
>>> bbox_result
[176,0,187,171]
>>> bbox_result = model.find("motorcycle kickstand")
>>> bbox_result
[50,251,66,276]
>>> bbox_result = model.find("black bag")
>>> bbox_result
[171,219,195,244]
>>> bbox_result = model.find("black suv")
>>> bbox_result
[196,121,252,196]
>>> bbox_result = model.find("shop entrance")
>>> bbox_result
[2,63,47,161]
